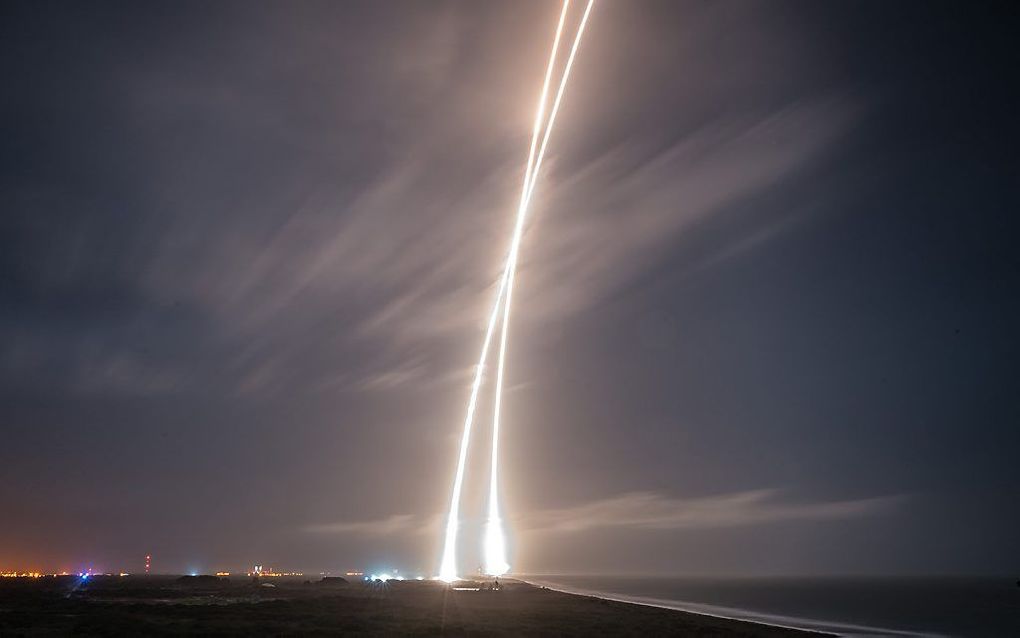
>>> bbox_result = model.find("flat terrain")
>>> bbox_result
[0,575,821,636]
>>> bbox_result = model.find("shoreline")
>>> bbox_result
[521,577,929,638]
[1,573,958,635]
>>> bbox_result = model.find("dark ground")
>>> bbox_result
[0,575,822,636]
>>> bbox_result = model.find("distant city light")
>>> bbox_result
[246,566,303,577]
[1,571,76,578]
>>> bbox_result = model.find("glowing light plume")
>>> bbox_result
[438,0,569,583]
[439,0,595,582]
[484,0,595,578]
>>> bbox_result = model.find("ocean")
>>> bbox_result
[521,575,1020,637]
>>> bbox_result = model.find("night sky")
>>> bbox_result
[2,1,1018,577]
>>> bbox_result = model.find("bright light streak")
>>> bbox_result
[436,261,510,582]
[438,0,573,584]
[484,0,596,577]
[439,0,596,581]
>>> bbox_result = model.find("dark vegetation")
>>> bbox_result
[175,575,227,585]
[0,575,820,636]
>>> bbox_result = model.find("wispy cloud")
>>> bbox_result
[518,98,860,324]
[304,489,902,538]
[303,513,417,536]
[5,2,863,400]
[523,489,903,533]
[135,97,859,397]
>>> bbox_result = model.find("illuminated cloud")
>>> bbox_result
[518,98,861,324]
[521,489,904,533]
[303,514,416,536]
[302,490,901,540]
[1,0,862,402]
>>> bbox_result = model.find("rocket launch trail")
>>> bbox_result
[484,0,596,578]
[439,0,596,582]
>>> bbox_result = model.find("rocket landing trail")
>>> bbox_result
[438,0,596,582]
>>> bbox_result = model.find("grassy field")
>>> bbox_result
[0,575,821,636]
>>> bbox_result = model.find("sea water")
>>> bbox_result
[522,575,1020,637]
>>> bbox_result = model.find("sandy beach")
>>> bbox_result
[0,575,826,636]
